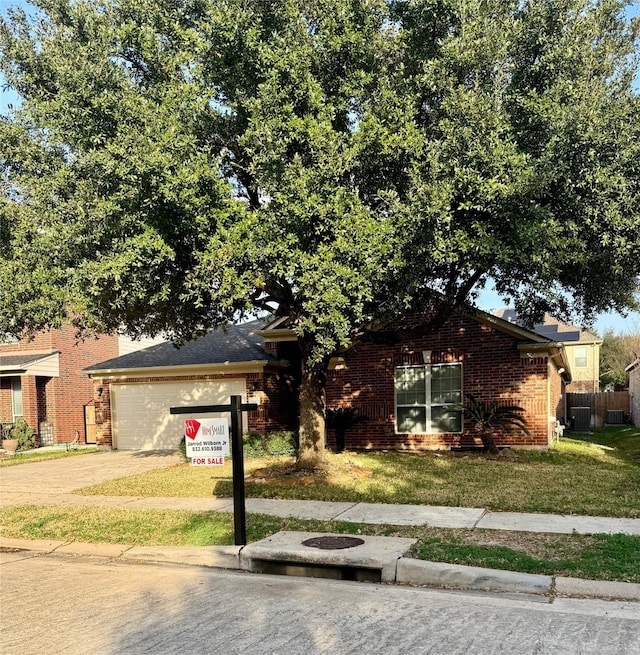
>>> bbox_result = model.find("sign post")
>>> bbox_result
[170,395,257,545]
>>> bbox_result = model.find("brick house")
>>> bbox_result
[85,309,571,451]
[84,320,298,450]
[0,325,119,446]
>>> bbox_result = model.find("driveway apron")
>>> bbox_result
[0,451,182,505]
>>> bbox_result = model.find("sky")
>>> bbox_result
[1,0,639,335]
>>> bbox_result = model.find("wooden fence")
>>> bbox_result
[566,392,630,429]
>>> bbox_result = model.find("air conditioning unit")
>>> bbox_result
[569,407,591,432]
[606,410,625,425]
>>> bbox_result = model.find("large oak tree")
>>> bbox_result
[1,0,639,466]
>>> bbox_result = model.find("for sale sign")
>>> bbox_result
[192,456,226,466]
[184,418,230,463]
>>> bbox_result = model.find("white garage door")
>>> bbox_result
[111,379,246,450]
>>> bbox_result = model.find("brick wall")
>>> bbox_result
[46,326,120,444]
[566,379,599,393]
[549,363,565,426]
[1,326,119,445]
[0,379,12,423]
[326,314,556,450]
[0,331,55,353]
[0,376,38,431]
[20,376,38,436]
[1,332,55,433]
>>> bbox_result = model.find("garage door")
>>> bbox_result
[111,379,246,450]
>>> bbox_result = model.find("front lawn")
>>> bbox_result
[76,426,640,518]
[0,448,98,467]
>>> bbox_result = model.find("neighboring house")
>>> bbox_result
[0,327,165,448]
[495,310,602,393]
[85,310,571,452]
[627,358,640,427]
[0,326,119,446]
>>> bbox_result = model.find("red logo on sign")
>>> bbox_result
[185,419,201,440]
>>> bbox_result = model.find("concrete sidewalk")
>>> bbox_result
[2,491,640,536]
[3,494,640,602]
[2,449,637,536]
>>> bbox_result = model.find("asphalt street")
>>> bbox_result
[1,551,639,655]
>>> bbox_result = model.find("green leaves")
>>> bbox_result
[464,394,530,454]
[0,0,638,351]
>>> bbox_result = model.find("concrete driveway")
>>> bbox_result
[0,450,182,506]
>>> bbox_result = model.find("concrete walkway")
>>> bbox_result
[2,491,640,536]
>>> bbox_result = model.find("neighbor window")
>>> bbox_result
[395,364,462,434]
[573,347,588,369]
[11,377,23,421]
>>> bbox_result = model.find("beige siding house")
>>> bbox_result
[495,310,601,393]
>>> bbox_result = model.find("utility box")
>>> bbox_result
[570,407,591,431]
[605,410,625,425]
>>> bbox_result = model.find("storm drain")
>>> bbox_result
[249,560,382,582]
[242,531,417,584]
[301,536,365,550]
[249,535,379,581]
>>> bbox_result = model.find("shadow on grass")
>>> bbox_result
[210,429,640,516]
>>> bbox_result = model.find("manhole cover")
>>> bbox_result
[301,536,365,550]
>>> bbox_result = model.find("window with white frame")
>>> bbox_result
[573,346,588,369]
[395,364,463,434]
[11,377,23,421]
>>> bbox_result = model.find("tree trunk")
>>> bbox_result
[297,361,327,469]
[479,429,500,455]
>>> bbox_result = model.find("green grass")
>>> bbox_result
[76,426,640,518]
[3,427,637,583]
[1,504,638,583]
[0,448,98,467]
[412,530,640,583]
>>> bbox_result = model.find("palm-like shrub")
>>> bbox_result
[464,396,530,455]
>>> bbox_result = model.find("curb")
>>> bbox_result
[555,576,640,602]
[2,536,639,602]
[125,544,242,570]
[395,558,552,595]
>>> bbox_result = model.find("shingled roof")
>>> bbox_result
[495,309,601,343]
[0,353,56,369]
[84,319,274,373]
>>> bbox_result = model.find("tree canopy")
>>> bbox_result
[600,327,640,389]
[2,0,639,465]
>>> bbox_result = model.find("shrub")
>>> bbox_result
[464,395,530,455]
[10,418,36,451]
[326,407,367,452]
[178,436,188,461]
[242,431,298,458]
[265,431,297,457]
[243,431,267,458]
